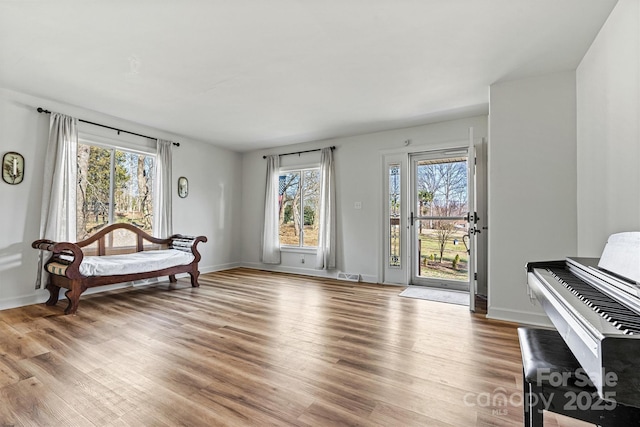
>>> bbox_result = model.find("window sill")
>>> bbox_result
[280,246,317,255]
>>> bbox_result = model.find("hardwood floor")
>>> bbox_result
[0,268,591,426]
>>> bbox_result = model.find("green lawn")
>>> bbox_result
[418,228,468,281]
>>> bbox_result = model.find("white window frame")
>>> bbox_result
[77,133,157,242]
[279,165,320,251]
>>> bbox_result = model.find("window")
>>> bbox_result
[76,140,155,246]
[279,168,320,247]
[389,163,401,267]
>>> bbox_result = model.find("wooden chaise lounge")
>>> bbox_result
[32,223,207,315]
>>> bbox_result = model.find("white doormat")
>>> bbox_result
[399,286,469,306]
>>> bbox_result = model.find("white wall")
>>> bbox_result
[0,87,242,310]
[488,71,577,325]
[6,1,631,321]
[577,0,640,256]
[240,116,488,283]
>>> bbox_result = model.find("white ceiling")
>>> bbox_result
[0,1,617,152]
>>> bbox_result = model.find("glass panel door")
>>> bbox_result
[410,150,471,291]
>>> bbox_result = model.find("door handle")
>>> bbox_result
[466,212,480,223]
[463,227,481,255]
[410,212,415,226]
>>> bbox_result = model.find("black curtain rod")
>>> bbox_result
[37,107,180,147]
[262,146,335,159]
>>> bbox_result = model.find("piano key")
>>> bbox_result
[548,267,640,331]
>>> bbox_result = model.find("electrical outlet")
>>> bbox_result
[354,201,362,209]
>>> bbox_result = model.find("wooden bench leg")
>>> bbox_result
[169,274,177,283]
[45,281,60,306]
[64,282,85,315]
[189,267,200,287]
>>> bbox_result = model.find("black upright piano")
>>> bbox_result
[527,232,640,409]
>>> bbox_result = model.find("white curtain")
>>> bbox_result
[316,147,336,270]
[36,113,78,289]
[153,139,173,238]
[261,155,281,264]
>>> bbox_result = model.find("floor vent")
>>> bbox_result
[337,272,360,282]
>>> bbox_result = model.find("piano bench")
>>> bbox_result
[517,327,640,427]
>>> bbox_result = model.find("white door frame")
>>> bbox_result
[380,132,483,312]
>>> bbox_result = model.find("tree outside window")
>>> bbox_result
[279,169,320,247]
[76,142,154,246]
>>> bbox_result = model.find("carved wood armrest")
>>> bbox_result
[169,235,208,263]
[32,239,84,279]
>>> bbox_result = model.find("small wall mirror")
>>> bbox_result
[178,176,188,198]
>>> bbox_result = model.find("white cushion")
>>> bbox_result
[62,249,195,277]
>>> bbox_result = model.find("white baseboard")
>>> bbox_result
[486,306,553,327]
[200,262,241,274]
[240,262,378,284]
[241,262,335,279]
[0,292,49,311]
[359,274,378,284]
